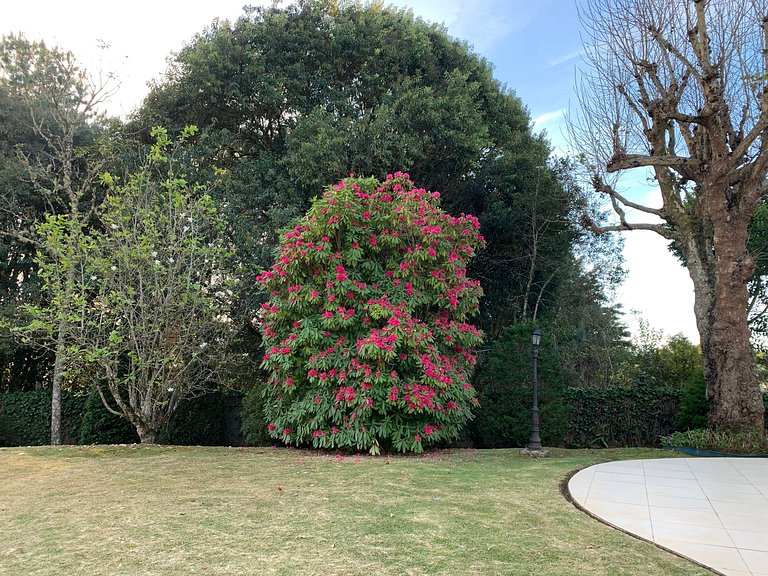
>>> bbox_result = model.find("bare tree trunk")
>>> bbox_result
[685,203,764,432]
[50,320,65,445]
[135,423,158,444]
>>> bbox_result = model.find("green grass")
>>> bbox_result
[0,446,712,575]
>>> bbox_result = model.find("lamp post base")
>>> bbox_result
[520,447,550,458]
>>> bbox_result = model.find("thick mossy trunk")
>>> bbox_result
[136,424,158,445]
[687,208,765,433]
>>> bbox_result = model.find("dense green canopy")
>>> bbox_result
[133,0,599,339]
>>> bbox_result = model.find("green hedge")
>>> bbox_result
[159,392,244,446]
[240,384,272,446]
[78,389,139,445]
[563,384,681,448]
[0,389,244,447]
[0,390,87,446]
[674,367,708,431]
[467,323,684,449]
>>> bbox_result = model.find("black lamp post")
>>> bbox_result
[527,328,542,451]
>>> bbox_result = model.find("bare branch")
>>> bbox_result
[584,218,674,238]
[592,173,663,217]
[607,152,701,172]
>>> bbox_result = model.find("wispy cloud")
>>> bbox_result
[392,0,537,53]
[548,48,584,67]
[532,108,566,126]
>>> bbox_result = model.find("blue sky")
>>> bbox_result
[2,0,699,343]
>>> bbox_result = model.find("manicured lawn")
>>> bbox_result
[0,446,710,575]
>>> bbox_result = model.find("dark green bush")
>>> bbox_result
[564,384,680,448]
[78,388,139,444]
[0,389,245,446]
[674,367,708,431]
[159,393,226,446]
[241,384,271,446]
[0,405,7,444]
[764,391,768,428]
[469,324,569,448]
[0,390,86,446]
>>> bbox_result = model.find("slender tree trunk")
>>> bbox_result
[50,319,65,445]
[50,228,79,445]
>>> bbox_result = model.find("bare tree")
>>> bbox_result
[571,0,767,432]
[0,34,116,443]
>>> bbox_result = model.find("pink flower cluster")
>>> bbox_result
[256,172,485,452]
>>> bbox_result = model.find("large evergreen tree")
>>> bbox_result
[133,0,595,339]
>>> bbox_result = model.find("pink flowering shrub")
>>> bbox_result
[256,173,485,453]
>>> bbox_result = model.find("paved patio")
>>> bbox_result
[568,458,768,576]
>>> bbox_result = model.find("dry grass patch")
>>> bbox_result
[0,446,711,575]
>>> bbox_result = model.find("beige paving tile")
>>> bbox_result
[584,499,650,523]
[741,549,768,575]
[649,505,724,528]
[652,519,734,547]
[719,512,768,534]
[644,475,706,488]
[726,528,768,552]
[709,499,768,518]
[699,479,763,494]
[609,517,654,541]
[646,482,707,500]
[643,466,696,480]
[600,460,644,474]
[588,481,648,506]
[593,470,647,485]
[705,489,768,505]
[647,493,714,511]
[656,540,749,573]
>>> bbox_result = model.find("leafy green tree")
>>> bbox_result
[256,173,484,453]
[0,34,116,441]
[747,200,768,345]
[545,261,632,388]
[20,127,236,443]
[133,0,595,340]
[638,334,702,388]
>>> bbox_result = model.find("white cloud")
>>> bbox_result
[548,48,584,67]
[391,0,536,52]
[532,108,566,126]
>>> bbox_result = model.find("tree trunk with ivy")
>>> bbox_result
[574,0,767,432]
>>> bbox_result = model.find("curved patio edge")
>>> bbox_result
[567,458,768,576]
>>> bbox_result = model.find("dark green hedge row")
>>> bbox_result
[468,323,683,449]
[0,391,87,446]
[562,385,681,448]
[2,382,763,449]
[0,390,244,447]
